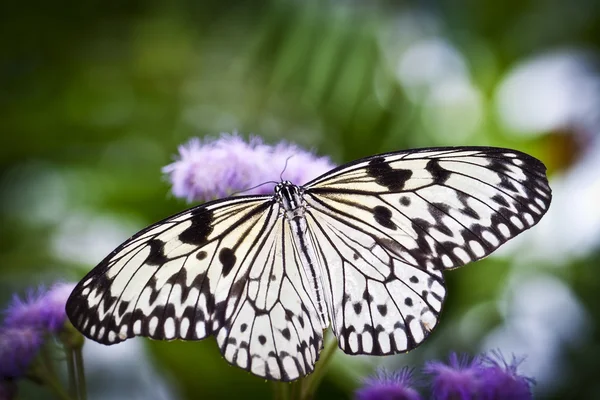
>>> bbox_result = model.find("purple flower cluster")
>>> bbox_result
[476,352,535,400]
[356,368,422,400]
[356,351,534,400]
[162,133,336,202]
[0,282,75,378]
[424,353,481,399]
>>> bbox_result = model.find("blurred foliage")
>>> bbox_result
[2,0,600,399]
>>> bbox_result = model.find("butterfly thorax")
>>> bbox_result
[275,181,306,220]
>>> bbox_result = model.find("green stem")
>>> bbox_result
[74,347,87,400]
[65,348,77,399]
[300,334,338,400]
[272,381,290,400]
[43,372,74,400]
[59,320,87,400]
[290,380,301,400]
[28,358,74,400]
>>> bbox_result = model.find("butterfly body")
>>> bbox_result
[276,181,330,329]
[66,146,551,381]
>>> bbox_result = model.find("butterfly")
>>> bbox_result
[66,146,551,381]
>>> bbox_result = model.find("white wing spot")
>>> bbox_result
[378,332,391,353]
[164,317,176,339]
[149,316,158,336]
[195,322,206,338]
[453,247,471,263]
[181,317,190,338]
[119,325,128,340]
[510,216,524,229]
[482,231,500,247]
[535,197,546,208]
[408,316,424,343]
[524,213,535,225]
[362,332,373,353]
[535,187,549,197]
[469,240,486,258]
[498,223,511,238]
[421,311,437,332]
[441,254,453,268]
[349,331,359,352]
[528,203,542,214]
[133,320,141,335]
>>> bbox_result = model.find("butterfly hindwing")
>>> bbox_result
[304,194,445,355]
[216,213,323,381]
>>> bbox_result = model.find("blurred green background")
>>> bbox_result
[2,0,600,399]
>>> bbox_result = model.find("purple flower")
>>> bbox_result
[3,282,75,333]
[424,351,534,400]
[266,141,337,189]
[423,353,482,400]
[355,368,422,400]
[0,327,43,378]
[477,351,534,400]
[162,133,336,202]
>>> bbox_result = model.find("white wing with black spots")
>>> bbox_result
[303,197,445,355]
[66,196,275,347]
[216,217,323,381]
[306,147,551,269]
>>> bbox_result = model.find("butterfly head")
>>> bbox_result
[274,181,305,216]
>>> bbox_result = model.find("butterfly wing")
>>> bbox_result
[303,205,445,355]
[65,195,322,380]
[216,214,323,381]
[303,147,551,354]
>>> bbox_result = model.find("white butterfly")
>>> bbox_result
[66,147,551,381]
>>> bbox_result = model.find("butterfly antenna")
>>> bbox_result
[280,155,294,182]
[231,181,279,197]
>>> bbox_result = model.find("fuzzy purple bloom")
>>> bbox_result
[355,368,422,400]
[477,351,534,400]
[424,351,534,400]
[424,353,482,400]
[162,133,336,202]
[4,282,75,333]
[0,327,43,378]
